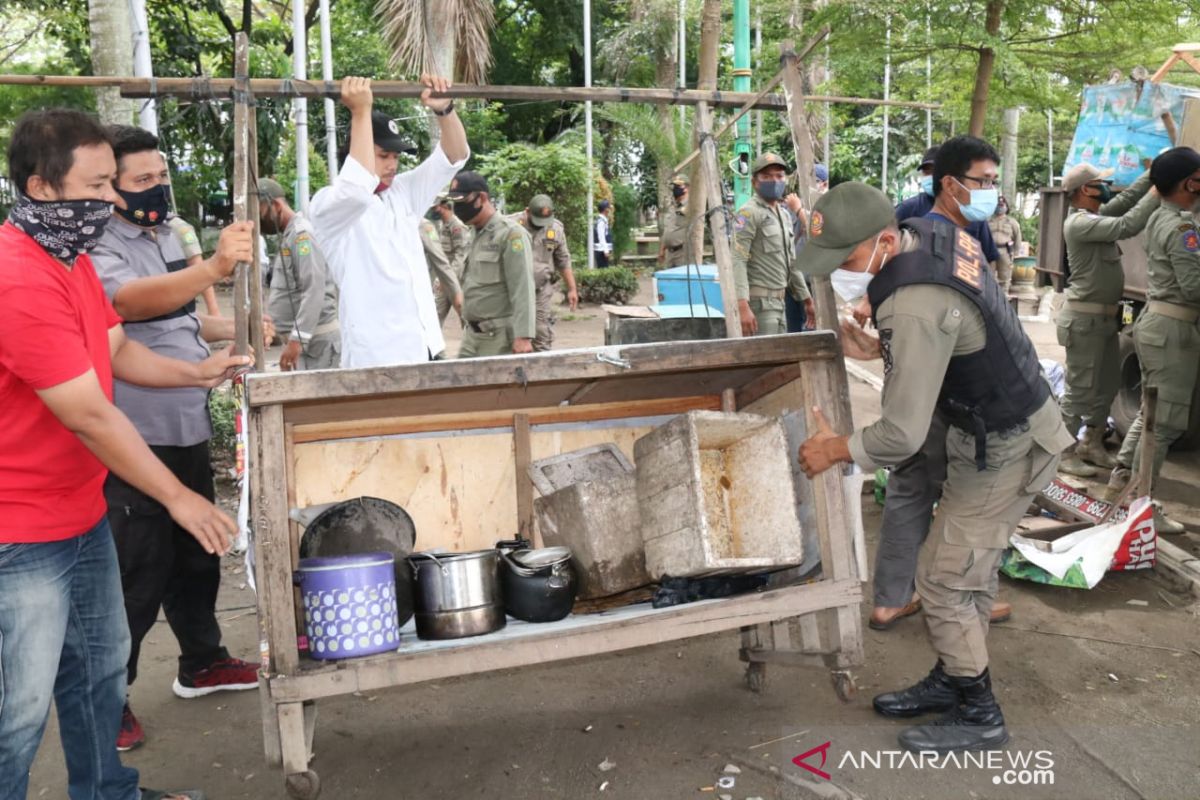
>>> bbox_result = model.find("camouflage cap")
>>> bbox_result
[798,181,896,277]
[751,152,789,175]
[528,194,555,227]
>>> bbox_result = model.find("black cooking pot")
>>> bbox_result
[495,538,578,623]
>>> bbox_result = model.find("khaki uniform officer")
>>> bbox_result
[259,178,341,370]
[419,217,463,338]
[513,194,578,351]
[446,171,536,357]
[659,175,691,267]
[797,182,1072,754]
[986,198,1022,294]
[1057,165,1158,477]
[733,152,812,337]
[429,197,472,324]
[1108,147,1200,534]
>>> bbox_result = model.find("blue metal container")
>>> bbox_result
[653,264,723,313]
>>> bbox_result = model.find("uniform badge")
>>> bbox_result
[183,230,198,245]
[511,236,525,253]
[546,229,555,239]
[281,247,291,257]
[1183,229,1200,253]
[735,214,748,231]
[297,239,313,257]
[810,211,823,237]
[879,328,894,377]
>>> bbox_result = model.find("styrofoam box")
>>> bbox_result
[634,411,804,578]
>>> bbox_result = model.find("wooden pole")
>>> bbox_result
[248,97,266,371]
[232,33,251,360]
[780,41,851,437]
[0,73,940,112]
[695,101,742,339]
[672,26,830,175]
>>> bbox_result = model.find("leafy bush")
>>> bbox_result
[611,181,639,261]
[479,141,597,263]
[208,388,238,464]
[576,267,639,305]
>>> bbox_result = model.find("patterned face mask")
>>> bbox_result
[7,193,114,261]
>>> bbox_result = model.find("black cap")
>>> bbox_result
[371,111,417,154]
[920,146,939,168]
[445,171,489,199]
[1150,146,1200,194]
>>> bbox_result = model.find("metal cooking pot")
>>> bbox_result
[407,550,505,640]
[496,538,578,623]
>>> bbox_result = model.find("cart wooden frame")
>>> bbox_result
[247,333,864,799]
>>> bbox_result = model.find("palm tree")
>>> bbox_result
[375,0,496,84]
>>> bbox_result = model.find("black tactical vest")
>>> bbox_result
[867,216,1048,469]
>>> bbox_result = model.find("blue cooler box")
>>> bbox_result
[653,264,723,313]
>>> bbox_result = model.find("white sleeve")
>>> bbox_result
[309,155,378,241]
[388,143,470,217]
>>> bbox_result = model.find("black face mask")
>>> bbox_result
[1089,183,1114,204]
[115,183,171,227]
[426,208,441,222]
[454,196,482,224]
[671,185,687,199]
[7,193,114,261]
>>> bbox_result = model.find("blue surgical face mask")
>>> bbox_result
[953,179,998,222]
[756,179,786,201]
[920,175,934,197]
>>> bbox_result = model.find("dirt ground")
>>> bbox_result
[27,278,1200,799]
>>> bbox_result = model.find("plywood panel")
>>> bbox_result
[293,421,660,553]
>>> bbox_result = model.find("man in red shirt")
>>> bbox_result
[0,109,244,800]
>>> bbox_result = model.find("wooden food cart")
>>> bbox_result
[247,334,864,799]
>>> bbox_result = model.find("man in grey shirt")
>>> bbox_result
[90,125,262,753]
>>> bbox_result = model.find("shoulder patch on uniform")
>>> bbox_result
[1183,229,1200,253]
[1180,222,1196,232]
[297,239,313,257]
[735,214,748,231]
[951,229,984,291]
[281,247,292,257]
[183,230,198,245]
[878,328,894,377]
[509,232,525,252]
[810,211,823,237]
[427,227,440,242]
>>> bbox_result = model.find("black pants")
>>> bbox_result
[105,441,227,685]
[594,251,610,268]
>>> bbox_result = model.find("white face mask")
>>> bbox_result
[831,233,888,302]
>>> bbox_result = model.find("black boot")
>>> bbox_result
[873,660,958,718]
[898,669,1010,753]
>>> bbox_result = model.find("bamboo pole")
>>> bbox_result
[673,26,830,175]
[231,34,251,360]
[695,101,742,339]
[0,73,940,112]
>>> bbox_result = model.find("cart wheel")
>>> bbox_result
[285,769,321,800]
[746,662,767,693]
[832,670,857,703]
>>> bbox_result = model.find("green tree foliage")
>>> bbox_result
[478,140,594,259]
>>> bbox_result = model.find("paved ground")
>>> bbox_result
[27,279,1200,799]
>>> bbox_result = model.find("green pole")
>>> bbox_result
[732,0,752,210]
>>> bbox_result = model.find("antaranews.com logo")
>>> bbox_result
[794,741,1055,787]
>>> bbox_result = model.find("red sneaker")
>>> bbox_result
[117,702,144,751]
[172,657,259,699]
